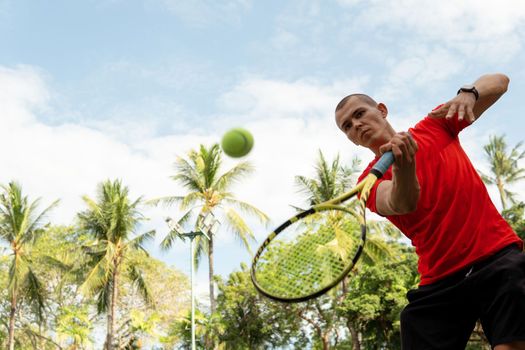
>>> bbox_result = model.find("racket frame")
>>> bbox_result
[250,151,394,302]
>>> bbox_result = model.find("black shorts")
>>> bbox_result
[401,244,525,349]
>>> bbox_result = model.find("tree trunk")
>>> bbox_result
[348,322,361,350]
[8,290,17,350]
[321,333,330,350]
[106,263,119,350]
[497,180,507,210]
[208,234,215,313]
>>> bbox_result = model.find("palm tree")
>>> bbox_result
[78,179,155,350]
[295,150,360,207]
[479,135,525,210]
[0,182,59,350]
[150,144,269,313]
[294,151,403,350]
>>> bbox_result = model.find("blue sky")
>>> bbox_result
[2,0,525,306]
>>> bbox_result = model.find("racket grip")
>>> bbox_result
[370,151,394,178]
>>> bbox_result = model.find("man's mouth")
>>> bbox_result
[360,129,369,140]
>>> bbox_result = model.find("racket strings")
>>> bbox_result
[254,209,362,299]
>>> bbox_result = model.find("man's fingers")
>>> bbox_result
[430,106,447,118]
[457,105,465,121]
[467,108,476,123]
[379,144,392,155]
[445,104,457,119]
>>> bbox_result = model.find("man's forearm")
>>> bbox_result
[376,163,420,216]
[470,74,509,119]
[389,164,420,214]
[471,73,509,99]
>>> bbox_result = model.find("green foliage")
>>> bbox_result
[338,247,418,349]
[118,251,191,347]
[502,201,525,240]
[150,143,269,314]
[479,135,525,210]
[294,150,361,206]
[0,181,59,349]
[55,305,93,348]
[216,263,304,349]
[78,179,155,349]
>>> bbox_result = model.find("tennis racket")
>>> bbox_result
[251,151,394,303]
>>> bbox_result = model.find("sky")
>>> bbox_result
[2,0,525,307]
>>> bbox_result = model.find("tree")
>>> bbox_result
[292,151,404,349]
[479,135,525,210]
[338,245,418,350]
[502,202,525,241]
[294,150,395,264]
[295,150,361,207]
[77,179,155,350]
[150,144,269,313]
[0,182,59,350]
[117,251,191,348]
[31,225,96,349]
[215,263,304,349]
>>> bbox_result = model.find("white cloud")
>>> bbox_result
[217,76,368,120]
[0,66,369,250]
[340,0,525,62]
[376,46,464,101]
[0,66,214,229]
[0,65,50,126]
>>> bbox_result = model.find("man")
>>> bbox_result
[335,73,525,350]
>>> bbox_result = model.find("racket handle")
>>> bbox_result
[370,151,394,178]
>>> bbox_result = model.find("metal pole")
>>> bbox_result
[190,236,196,350]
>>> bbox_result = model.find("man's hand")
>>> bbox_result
[375,132,420,216]
[378,132,418,169]
[429,92,477,123]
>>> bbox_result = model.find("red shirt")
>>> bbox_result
[359,113,522,285]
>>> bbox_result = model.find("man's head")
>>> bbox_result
[335,93,395,153]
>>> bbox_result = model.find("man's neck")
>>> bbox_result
[371,127,397,157]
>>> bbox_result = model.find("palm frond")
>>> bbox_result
[482,134,525,209]
[96,282,111,314]
[221,198,270,225]
[145,195,185,208]
[128,265,154,308]
[128,230,156,251]
[173,156,205,192]
[180,192,205,210]
[80,254,112,297]
[223,208,256,255]
[25,199,60,238]
[214,162,254,192]
[24,266,46,323]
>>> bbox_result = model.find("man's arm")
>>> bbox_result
[375,132,420,216]
[429,73,510,123]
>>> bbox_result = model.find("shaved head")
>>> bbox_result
[335,94,378,112]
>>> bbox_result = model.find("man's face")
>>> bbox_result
[335,96,389,149]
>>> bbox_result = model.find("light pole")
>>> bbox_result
[166,212,220,350]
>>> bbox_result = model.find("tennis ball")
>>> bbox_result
[221,128,254,158]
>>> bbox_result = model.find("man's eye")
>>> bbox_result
[356,111,364,117]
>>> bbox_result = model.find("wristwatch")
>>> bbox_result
[457,84,479,100]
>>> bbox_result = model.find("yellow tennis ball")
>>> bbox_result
[221,128,254,158]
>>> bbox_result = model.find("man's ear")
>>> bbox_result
[377,103,388,118]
